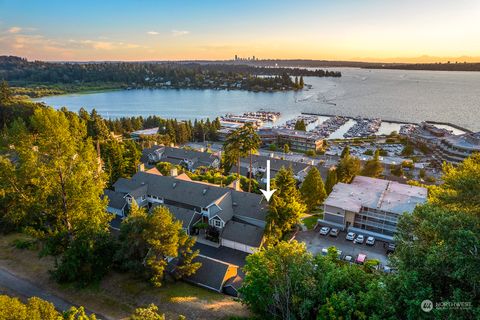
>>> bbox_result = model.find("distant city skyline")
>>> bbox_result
[1,0,479,62]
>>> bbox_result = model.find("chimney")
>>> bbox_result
[229,179,242,191]
[170,167,178,177]
[137,163,145,172]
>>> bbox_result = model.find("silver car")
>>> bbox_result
[329,228,339,237]
[319,227,331,235]
[354,234,365,244]
[366,236,375,246]
[346,232,356,241]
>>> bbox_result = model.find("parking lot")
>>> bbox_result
[294,228,391,266]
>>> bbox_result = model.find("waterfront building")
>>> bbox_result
[435,132,480,164]
[318,176,427,242]
[257,128,323,152]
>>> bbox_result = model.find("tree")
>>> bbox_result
[266,167,306,241]
[0,295,97,320]
[116,204,200,287]
[237,123,261,192]
[300,167,327,211]
[51,229,116,287]
[340,145,350,158]
[240,241,317,320]
[0,80,12,105]
[294,119,306,131]
[299,76,304,88]
[0,108,111,250]
[392,204,480,319]
[223,127,244,177]
[361,149,383,178]
[429,153,480,214]
[325,167,338,195]
[283,143,290,154]
[128,304,165,320]
[241,241,395,320]
[336,153,361,183]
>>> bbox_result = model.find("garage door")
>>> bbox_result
[233,242,247,252]
[221,239,235,249]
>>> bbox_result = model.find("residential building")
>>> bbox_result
[318,176,427,242]
[183,255,240,295]
[130,127,159,139]
[232,154,314,181]
[257,128,323,152]
[105,169,268,253]
[434,132,480,164]
[141,146,220,171]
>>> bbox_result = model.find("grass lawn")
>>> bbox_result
[301,211,324,230]
[0,233,249,320]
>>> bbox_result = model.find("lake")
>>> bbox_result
[36,68,480,131]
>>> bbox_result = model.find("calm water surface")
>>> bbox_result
[36,68,480,131]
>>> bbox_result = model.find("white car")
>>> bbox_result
[319,227,331,235]
[344,255,353,262]
[354,234,365,244]
[329,228,339,237]
[346,232,356,241]
[366,236,375,246]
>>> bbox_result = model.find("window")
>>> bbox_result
[141,195,146,201]
[213,220,222,228]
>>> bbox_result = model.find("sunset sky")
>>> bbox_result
[1,0,479,62]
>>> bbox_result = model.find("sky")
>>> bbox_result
[1,0,479,62]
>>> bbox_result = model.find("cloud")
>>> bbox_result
[171,30,190,37]
[8,26,22,33]
[147,31,159,35]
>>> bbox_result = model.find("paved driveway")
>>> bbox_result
[294,229,390,266]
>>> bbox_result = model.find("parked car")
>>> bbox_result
[385,243,396,254]
[329,228,339,237]
[354,234,365,244]
[319,227,331,235]
[344,255,353,263]
[355,253,367,264]
[366,236,375,246]
[346,232,356,241]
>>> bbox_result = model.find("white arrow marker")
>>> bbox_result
[260,160,277,202]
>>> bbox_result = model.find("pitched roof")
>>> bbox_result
[103,189,126,210]
[185,255,238,292]
[244,154,311,174]
[221,220,264,248]
[156,204,200,229]
[163,147,219,169]
[231,191,268,222]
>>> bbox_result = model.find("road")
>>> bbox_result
[0,267,109,319]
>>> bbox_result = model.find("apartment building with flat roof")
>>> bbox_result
[318,176,427,242]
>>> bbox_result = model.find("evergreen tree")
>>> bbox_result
[299,76,304,88]
[294,119,307,131]
[238,123,261,192]
[0,80,12,105]
[325,167,338,194]
[361,149,383,178]
[337,152,361,183]
[300,167,326,211]
[340,145,350,158]
[266,167,306,242]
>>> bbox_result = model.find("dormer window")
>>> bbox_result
[141,195,146,201]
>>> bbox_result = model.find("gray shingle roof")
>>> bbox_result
[103,189,126,210]
[221,220,264,247]
[185,255,238,292]
[155,204,200,229]
[231,191,268,222]
[132,171,229,209]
